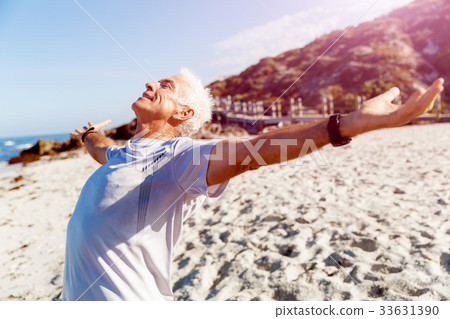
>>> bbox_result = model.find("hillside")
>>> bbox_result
[208,0,450,110]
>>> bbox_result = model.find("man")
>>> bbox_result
[63,67,444,300]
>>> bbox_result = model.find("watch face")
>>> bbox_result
[332,138,352,147]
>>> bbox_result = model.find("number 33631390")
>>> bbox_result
[380,305,439,316]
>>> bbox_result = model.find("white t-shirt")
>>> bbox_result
[62,137,228,301]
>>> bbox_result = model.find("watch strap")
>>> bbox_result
[81,127,97,143]
[327,114,352,147]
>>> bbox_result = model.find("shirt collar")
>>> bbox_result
[125,138,166,157]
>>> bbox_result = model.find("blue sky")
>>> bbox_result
[0,0,413,138]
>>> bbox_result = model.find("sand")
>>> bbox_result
[0,123,449,300]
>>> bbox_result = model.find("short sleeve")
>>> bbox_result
[172,138,228,197]
[105,145,122,161]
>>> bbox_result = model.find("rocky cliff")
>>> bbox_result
[208,0,449,110]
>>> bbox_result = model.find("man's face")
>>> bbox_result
[132,76,189,122]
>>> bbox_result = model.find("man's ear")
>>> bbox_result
[172,107,195,121]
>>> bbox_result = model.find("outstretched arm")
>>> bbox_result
[206,78,444,186]
[70,120,115,165]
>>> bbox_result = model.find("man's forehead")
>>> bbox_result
[161,76,189,87]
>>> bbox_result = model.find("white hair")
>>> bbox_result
[174,67,213,137]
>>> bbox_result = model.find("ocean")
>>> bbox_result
[0,133,71,165]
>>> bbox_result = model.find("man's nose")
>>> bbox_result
[145,82,158,92]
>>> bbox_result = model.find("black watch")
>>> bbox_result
[81,127,97,143]
[327,114,352,147]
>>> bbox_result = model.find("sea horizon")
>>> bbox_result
[0,132,71,164]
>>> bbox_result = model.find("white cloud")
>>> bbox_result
[210,0,414,77]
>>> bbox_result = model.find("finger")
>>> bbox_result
[88,121,94,127]
[417,80,444,111]
[433,77,444,87]
[75,129,83,134]
[83,126,88,130]
[379,87,400,103]
[404,89,424,106]
[70,132,78,137]
[95,119,112,130]
[427,78,445,95]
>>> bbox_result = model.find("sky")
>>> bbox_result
[0,0,414,138]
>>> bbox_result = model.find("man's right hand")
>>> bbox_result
[70,119,112,140]
[70,120,115,165]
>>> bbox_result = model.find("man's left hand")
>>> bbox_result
[353,78,444,134]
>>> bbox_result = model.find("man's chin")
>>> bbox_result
[132,98,150,109]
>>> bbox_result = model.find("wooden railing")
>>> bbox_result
[211,94,446,133]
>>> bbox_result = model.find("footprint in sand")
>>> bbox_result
[351,238,378,252]
[371,264,403,274]
[441,253,450,274]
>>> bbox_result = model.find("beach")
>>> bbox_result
[0,123,449,301]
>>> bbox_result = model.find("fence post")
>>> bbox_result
[298,98,303,116]
[356,96,362,110]
[233,101,239,116]
[214,97,220,110]
[329,96,334,115]
[257,101,263,119]
[250,101,255,117]
[322,96,327,118]
[226,95,232,113]
[435,94,442,122]
[290,98,294,120]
